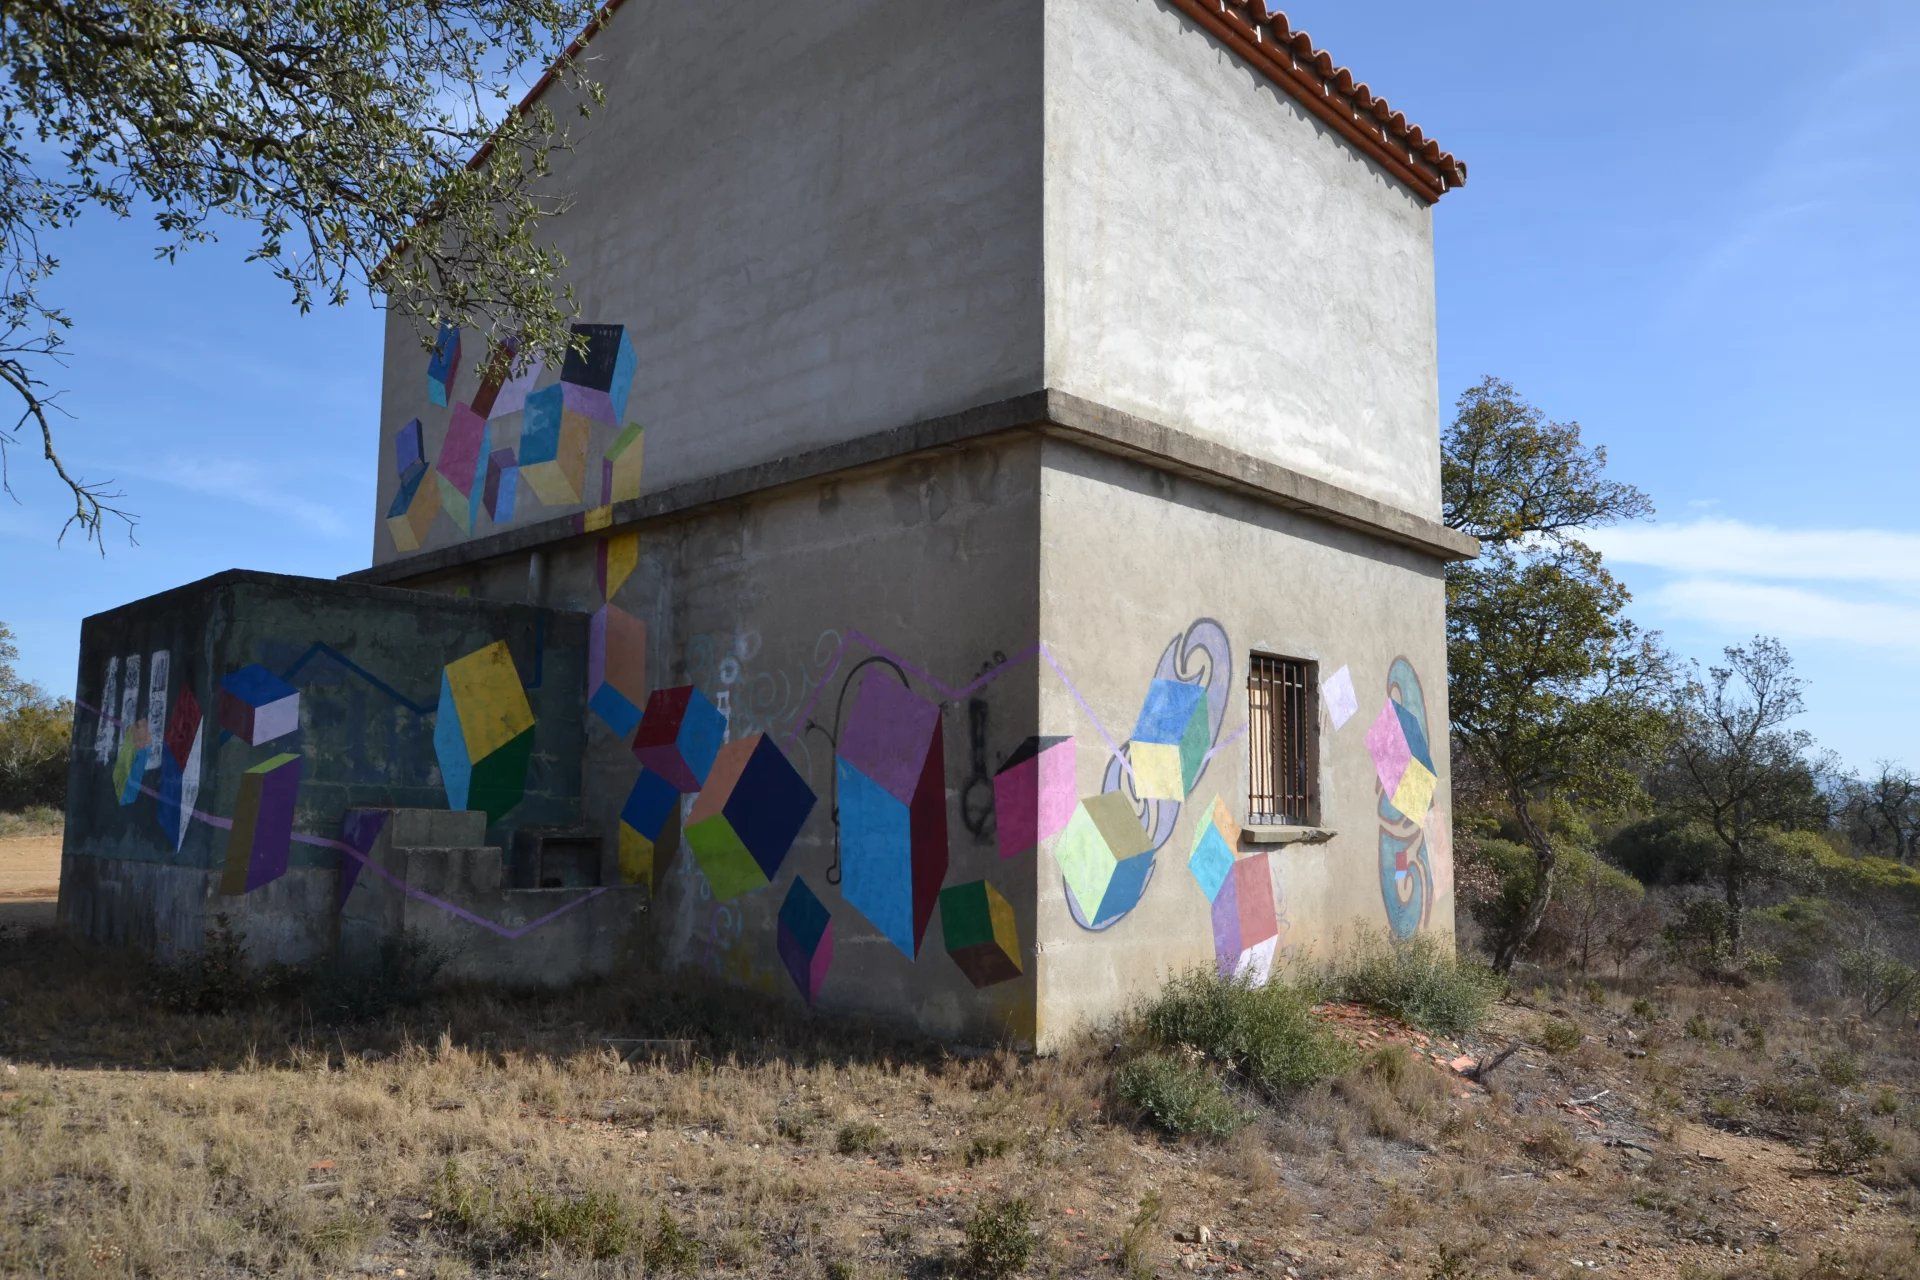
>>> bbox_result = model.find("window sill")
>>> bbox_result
[1242,825,1337,847]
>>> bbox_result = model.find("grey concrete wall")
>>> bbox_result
[1042,0,1443,518]
[60,572,590,966]
[402,441,1045,1043]
[371,0,1046,566]
[1030,439,1455,1049]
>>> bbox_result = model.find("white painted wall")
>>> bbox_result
[1042,0,1443,518]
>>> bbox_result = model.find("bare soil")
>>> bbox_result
[0,835,59,934]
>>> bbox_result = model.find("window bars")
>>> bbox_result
[1248,654,1315,825]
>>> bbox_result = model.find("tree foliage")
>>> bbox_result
[0,621,71,810]
[1442,379,1671,971]
[2,0,605,542]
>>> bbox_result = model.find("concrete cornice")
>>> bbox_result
[342,390,1477,588]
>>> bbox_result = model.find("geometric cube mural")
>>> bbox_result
[155,682,204,850]
[1366,694,1437,825]
[1211,852,1281,985]
[1054,790,1155,929]
[588,604,648,738]
[433,641,535,822]
[618,768,681,892]
[518,384,588,507]
[835,674,948,957]
[560,322,638,425]
[631,685,725,793]
[218,664,301,747]
[939,878,1022,988]
[484,447,520,524]
[436,403,489,533]
[992,735,1075,860]
[1129,677,1210,801]
[112,722,149,807]
[218,752,303,895]
[603,422,645,505]
[427,323,461,407]
[686,733,815,900]
[777,877,833,1007]
[1187,796,1240,904]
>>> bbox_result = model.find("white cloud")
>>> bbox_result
[1646,578,1920,655]
[146,457,357,539]
[1588,518,1920,592]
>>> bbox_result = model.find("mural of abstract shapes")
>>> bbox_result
[1187,796,1241,903]
[517,384,589,506]
[118,653,143,767]
[488,356,544,420]
[596,532,639,600]
[1377,657,1437,940]
[1129,677,1211,801]
[993,735,1076,860]
[93,656,121,764]
[603,422,645,505]
[1055,791,1156,928]
[386,464,437,553]
[776,877,833,1006]
[1366,691,1436,824]
[219,664,301,746]
[561,322,638,422]
[436,404,489,532]
[470,342,512,417]
[144,650,170,773]
[483,448,520,523]
[618,768,682,890]
[1211,853,1280,983]
[1322,664,1360,731]
[156,683,204,850]
[336,808,390,909]
[687,733,816,900]
[631,685,725,793]
[939,878,1022,988]
[427,323,461,406]
[434,641,536,822]
[219,752,303,895]
[588,604,648,738]
[836,674,948,957]
[394,417,426,484]
[112,723,149,806]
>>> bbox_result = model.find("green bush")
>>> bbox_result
[1115,1051,1246,1138]
[1468,838,1655,971]
[0,699,70,812]
[1137,969,1353,1100]
[959,1196,1037,1279]
[1334,934,1503,1036]
[1607,815,1721,886]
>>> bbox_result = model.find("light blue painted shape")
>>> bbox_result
[1096,851,1156,926]
[1188,825,1234,903]
[837,758,913,955]
[433,673,473,811]
[519,384,564,466]
[608,332,638,421]
[1133,678,1205,746]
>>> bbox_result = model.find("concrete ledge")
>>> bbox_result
[1243,826,1338,847]
[344,389,1478,587]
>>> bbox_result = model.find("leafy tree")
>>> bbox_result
[0,621,72,809]
[2,0,605,542]
[1660,638,1831,963]
[1442,378,1670,972]
[1841,763,1920,866]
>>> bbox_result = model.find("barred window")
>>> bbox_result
[1248,654,1317,826]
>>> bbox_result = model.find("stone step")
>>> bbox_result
[392,844,504,896]
[389,808,488,850]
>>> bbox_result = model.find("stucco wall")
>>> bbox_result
[1031,440,1454,1049]
[371,0,1046,565]
[1042,0,1443,518]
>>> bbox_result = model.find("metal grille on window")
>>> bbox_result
[1248,655,1314,825]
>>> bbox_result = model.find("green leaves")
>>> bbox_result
[1,0,606,542]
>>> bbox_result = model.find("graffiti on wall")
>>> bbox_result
[1370,657,1439,939]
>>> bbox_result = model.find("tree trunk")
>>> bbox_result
[1493,802,1559,974]
[1725,840,1745,964]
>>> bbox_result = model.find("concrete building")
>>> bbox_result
[60,0,1475,1049]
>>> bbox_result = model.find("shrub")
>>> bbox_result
[1813,1114,1884,1174]
[0,698,71,812]
[835,1120,886,1155]
[149,914,254,1014]
[1137,970,1353,1100]
[1334,934,1502,1036]
[1536,1016,1582,1054]
[1607,815,1720,886]
[1469,838,1656,971]
[645,1208,701,1274]
[504,1188,638,1259]
[1115,1051,1246,1139]
[959,1196,1037,1279]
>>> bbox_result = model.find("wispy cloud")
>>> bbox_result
[145,457,358,540]
[1588,518,1920,592]
[1645,578,1920,656]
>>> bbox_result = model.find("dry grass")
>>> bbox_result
[3,924,1918,1278]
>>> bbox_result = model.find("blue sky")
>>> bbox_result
[2,0,1916,772]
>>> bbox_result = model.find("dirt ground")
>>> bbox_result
[0,834,59,933]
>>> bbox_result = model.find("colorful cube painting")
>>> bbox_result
[1211,853,1281,984]
[336,807,390,910]
[993,735,1076,860]
[426,323,461,406]
[387,465,437,553]
[433,641,536,822]
[155,683,203,851]
[1322,665,1360,731]
[631,685,725,793]
[561,322,638,422]
[618,768,682,891]
[687,733,816,899]
[588,604,648,738]
[219,664,300,747]
[487,356,544,420]
[219,753,303,895]
[940,879,1022,988]
[776,877,833,1006]
[603,422,645,505]
[517,384,589,507]
[1054,791,1155,927]
[112,723,149,806]
[596,532,639,600]
[836,674,948,957]
[1129,678,1210,800]
[1187,796,1240,903]
[483,448,519,524]
[1366,695,1437,824]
